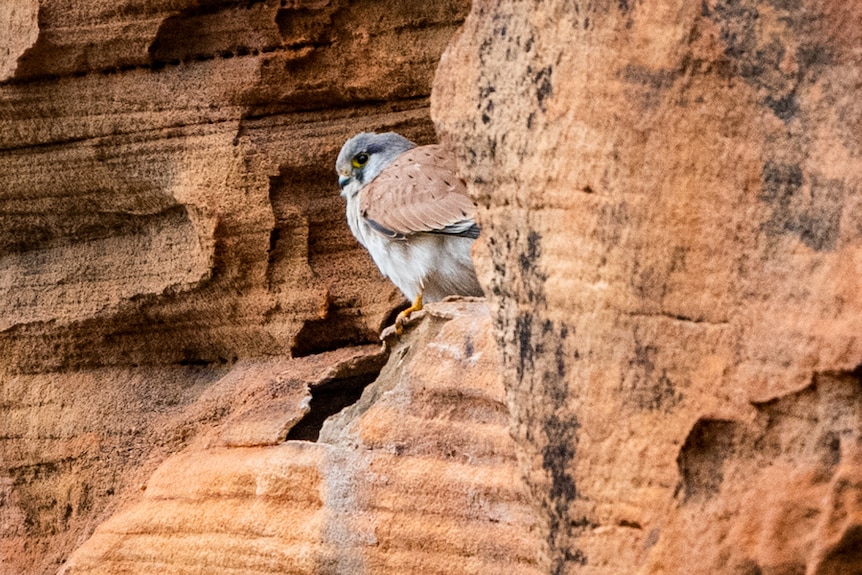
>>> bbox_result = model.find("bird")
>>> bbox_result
[336,131,483,334]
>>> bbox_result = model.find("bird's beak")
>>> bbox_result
[338,175,350,189]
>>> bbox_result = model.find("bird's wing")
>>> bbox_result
[359,144,478,240]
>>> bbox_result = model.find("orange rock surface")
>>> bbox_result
[434,0,862,573]
[3,0,861,574]
[0,1,477,572]
[59,302,541,574]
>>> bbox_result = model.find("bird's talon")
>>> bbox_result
[394,310,411,335]
[383,297,423,341]
[379,324,399,342]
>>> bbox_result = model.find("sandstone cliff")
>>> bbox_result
[434,0,862,573]
[2,0,862,574]
[58,302,541,574]
[1,1,481,572]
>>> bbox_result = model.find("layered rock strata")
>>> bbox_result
[59,302,542,575]
[0,1,471,572]
[434,0,862,573]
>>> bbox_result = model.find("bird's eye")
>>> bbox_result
[352,153,369,169]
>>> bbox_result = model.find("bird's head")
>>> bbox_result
[335,132,416,198]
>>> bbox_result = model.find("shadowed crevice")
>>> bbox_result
[290,314,381,357]
[283,348,389,442]
[676,419,739,502]
[285,372,381,442]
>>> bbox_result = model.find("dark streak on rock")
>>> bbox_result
[544,412,584,574]
[527,65,553,112]
[759,162,845,251]
[623,340,683,413]
[706,0,832,124]
[463,333,474,361]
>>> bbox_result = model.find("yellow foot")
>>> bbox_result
[395,293,423,335]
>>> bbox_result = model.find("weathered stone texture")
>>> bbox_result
[5,0,862,573]
[434,0,862,573]
[0,1,472,572]
[0,2,38,82]
[0,0,471,373]
[59,302,541,575]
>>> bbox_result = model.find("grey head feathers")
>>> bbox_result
[336,132,416,197]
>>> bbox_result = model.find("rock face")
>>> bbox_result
[0,1,474,573]
[0,0,471,372]
[434,0,862,574]
[59,302,541,575]
[4,0,862,574]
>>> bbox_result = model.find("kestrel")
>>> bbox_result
[336,132,483,334]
